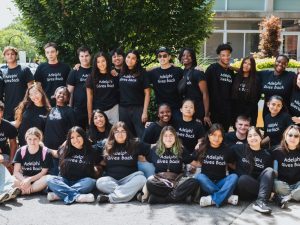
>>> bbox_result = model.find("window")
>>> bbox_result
[227,0,265,11]
[274,0,300,11]
[227,20,260,30]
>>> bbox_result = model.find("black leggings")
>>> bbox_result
[237,167,275,201]
[147,177,199,203]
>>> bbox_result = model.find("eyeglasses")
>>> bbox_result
[158,54,168,59]
[114,130,126,135]
[287,134,300,138]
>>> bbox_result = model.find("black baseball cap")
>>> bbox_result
[156,46,171,55]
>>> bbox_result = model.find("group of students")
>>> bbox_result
[0,42,299,215]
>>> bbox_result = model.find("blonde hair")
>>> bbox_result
[25,127,44,146]
[3,46,18,56]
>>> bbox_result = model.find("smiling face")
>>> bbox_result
[70,131,84,149]
[181,50,193,67]
[112,53,124,68]
[97,56,107,73]
[29,87,43,106]
[247,128,262,149]
[274,56,288,74]
[114,127,127,144]
[236,119,250,136]
[158,105,171,123]
[219,49,231,66]
[93,112,106,129]
[208,130,223,148]
[162,130,176,148]
[267,98,283,116]
[157,51,171,67]
[285,128,300,150]
[79,51,91,68]
[55,88,68,106]
[125,53,137,69]
[242,59,251,75]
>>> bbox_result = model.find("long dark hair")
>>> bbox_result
[178,47,197,68]
[196,123,225,162]
[91,51,112,84]
[293,73,300,92]
[232,56,258,101]
[121,50,143,77]
[103,121,138,157]
[59,126,93,174]
[89,110,112,143]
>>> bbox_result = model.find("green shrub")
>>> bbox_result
[231,57,300,71]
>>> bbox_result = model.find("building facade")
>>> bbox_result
[203,0,300,60]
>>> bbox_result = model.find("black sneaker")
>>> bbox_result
[252,200,272,214]
[273,194,289,209]
[97,194,109,204]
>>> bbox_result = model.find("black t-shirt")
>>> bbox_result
[0,119,17,155]
[148,66,183,109]
[13,146,52,177]
[1,65,34,120]
[67,67,92,112]
[290,89,300,117]
[272,148,300,185]
[146,145,192,174]
[173,118,205,153]
[59,146,102,180]
[231,144,272,178]
[205,63,234,112]
[18,104,49,146]
[86,73,119,111]
[34,62,70,106]
[119,71,150,106]
[225,131,247,147]
[264,112,293,146]
[142,122,164,144]
[0,70,3,102]
[199,145,232,181]
[103,142,149,180]
[44,106,76,149]
[184,68,206,103]
[258,70,295,106]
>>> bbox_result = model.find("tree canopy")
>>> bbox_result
[14,0,214,65]
[0,18,40,63]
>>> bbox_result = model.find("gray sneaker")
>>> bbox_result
[0,193,9,203]
[252,200,272,214]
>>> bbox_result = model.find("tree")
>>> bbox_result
[14,0,213,65]
[0,18,40,63]
[258,15,282,58]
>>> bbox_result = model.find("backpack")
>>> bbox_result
[20,145,48,161]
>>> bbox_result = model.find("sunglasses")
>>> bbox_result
[287,134,300,138]
[158,54,168,59]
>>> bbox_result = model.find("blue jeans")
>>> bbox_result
[47,175,96,204]
[195,173,238,207]
[137,161,155,178]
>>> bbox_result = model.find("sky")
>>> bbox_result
[0,0,20,29]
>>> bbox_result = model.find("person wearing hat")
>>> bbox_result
[1,46,34,121]
[148,47,183,120]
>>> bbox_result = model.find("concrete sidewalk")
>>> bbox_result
[1,195,300,225]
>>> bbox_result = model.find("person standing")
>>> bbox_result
[1,46,34,121]
[67,46,92,130]
[206,44,234,131]
[148,47,183,119]
[34,42,70,106]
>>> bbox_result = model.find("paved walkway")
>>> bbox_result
[1,195,300,225]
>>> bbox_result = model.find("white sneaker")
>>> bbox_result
[227,195,239,205]
[47,192,60,201]
[76,193,95,203]
[200,195,214,207]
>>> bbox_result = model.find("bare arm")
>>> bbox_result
[198,80,211,127]
[67,84,75,107]
[9,138,17,162]
[86,88,93,124]
[142,88,151,123]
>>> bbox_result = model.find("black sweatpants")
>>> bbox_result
[119,105,145,138]
[147,177,200,203]
[237,167,275,201]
